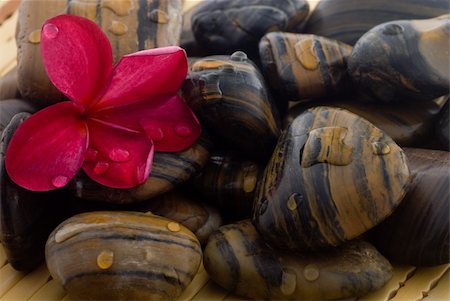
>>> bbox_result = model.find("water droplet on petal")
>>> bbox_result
[145,126,164,142]
[109,148,130,162]
[42,23,59,39]
[303,264,320,281]
[372,142,391,155]
[94,161,110,175]
[97,250,114,269]
[85,148,98,162]
[174,124,192,137]
[28,29,41,44]
[52,175,68,188]
[167,222,181,232]
[230,51,248,62]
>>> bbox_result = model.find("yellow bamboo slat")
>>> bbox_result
[359,265,416,301]
[0,8,17,76]
[178,262,210,301]
[0,264,26,298]
[29,279,66,301]
[191,281,229,301]
[0,264,50,301]
[390,264,450,301]
[424,270,450,301]
[0,244,7,268]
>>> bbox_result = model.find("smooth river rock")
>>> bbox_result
[253,106,411,251]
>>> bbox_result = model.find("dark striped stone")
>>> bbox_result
[370,148,450,266]
[17,0,183,105]
[191,0,309,58]
[259,33,352,102]
[131,191,223,245]
[182,52,281,161]
[68,134,211,203]
[284,95,448,147]
[253,106,411,251]
[304,0,449,45]
[192,153,263,220]
[204,220,392,300]
[1,113,68,271]
[0,99,37,134]
[348,15,450,103]
[46,211,202,300]
[435,100,449,151]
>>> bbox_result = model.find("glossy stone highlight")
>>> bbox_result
[259,33,352,102]
[253,107,411,251]
[348,15,450,103]
[204,220,392,300]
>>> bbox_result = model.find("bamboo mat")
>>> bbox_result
[0,1,449,300]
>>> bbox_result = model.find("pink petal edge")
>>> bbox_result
[90,94,202,152]
[40,14,113,107]
[82,119,154,188]
[5,102,88,191]
[91,46,188,111]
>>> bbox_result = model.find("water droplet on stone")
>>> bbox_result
[303,264,320,281]
[295,39,319,70]
[174,124,192,137]
[52,175,68,188]
[149,9,169,24]
[372,142,391,155]
[243,174,257,193]
[301,127,353,167]
[85,148,98,162]
[383,23,404,35]
[219,63,235,72]
[42,23,59,39]
[109,148,130,162]
[97,250,114,269]
[167,222,181,232]
[94,161,110,175]
[230,51,248,62]
[259,198,268,215]
[287,193,299,211]
[109,20,128,36]
[28,29,41,44]
[280,269,297,296]
[199,73,223,101]
[145,126,164,142]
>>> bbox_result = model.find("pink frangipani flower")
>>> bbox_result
[5,15,201,191]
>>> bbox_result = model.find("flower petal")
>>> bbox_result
[82,119,154,188]
[92,46,188,111]
[5,102,88,191]
[90,94,201,152]
[40,15,112,106]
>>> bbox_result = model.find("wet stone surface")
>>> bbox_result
[182,52,280,161]
[46,211,202,300]
[204,220,393,300]
[259,33,353,102]
[348,15,450,103]
[304,0,450,45]
[1,113,68,271]
[370,148,450,266]
[191,0,309,58]
[253,106,411,251]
